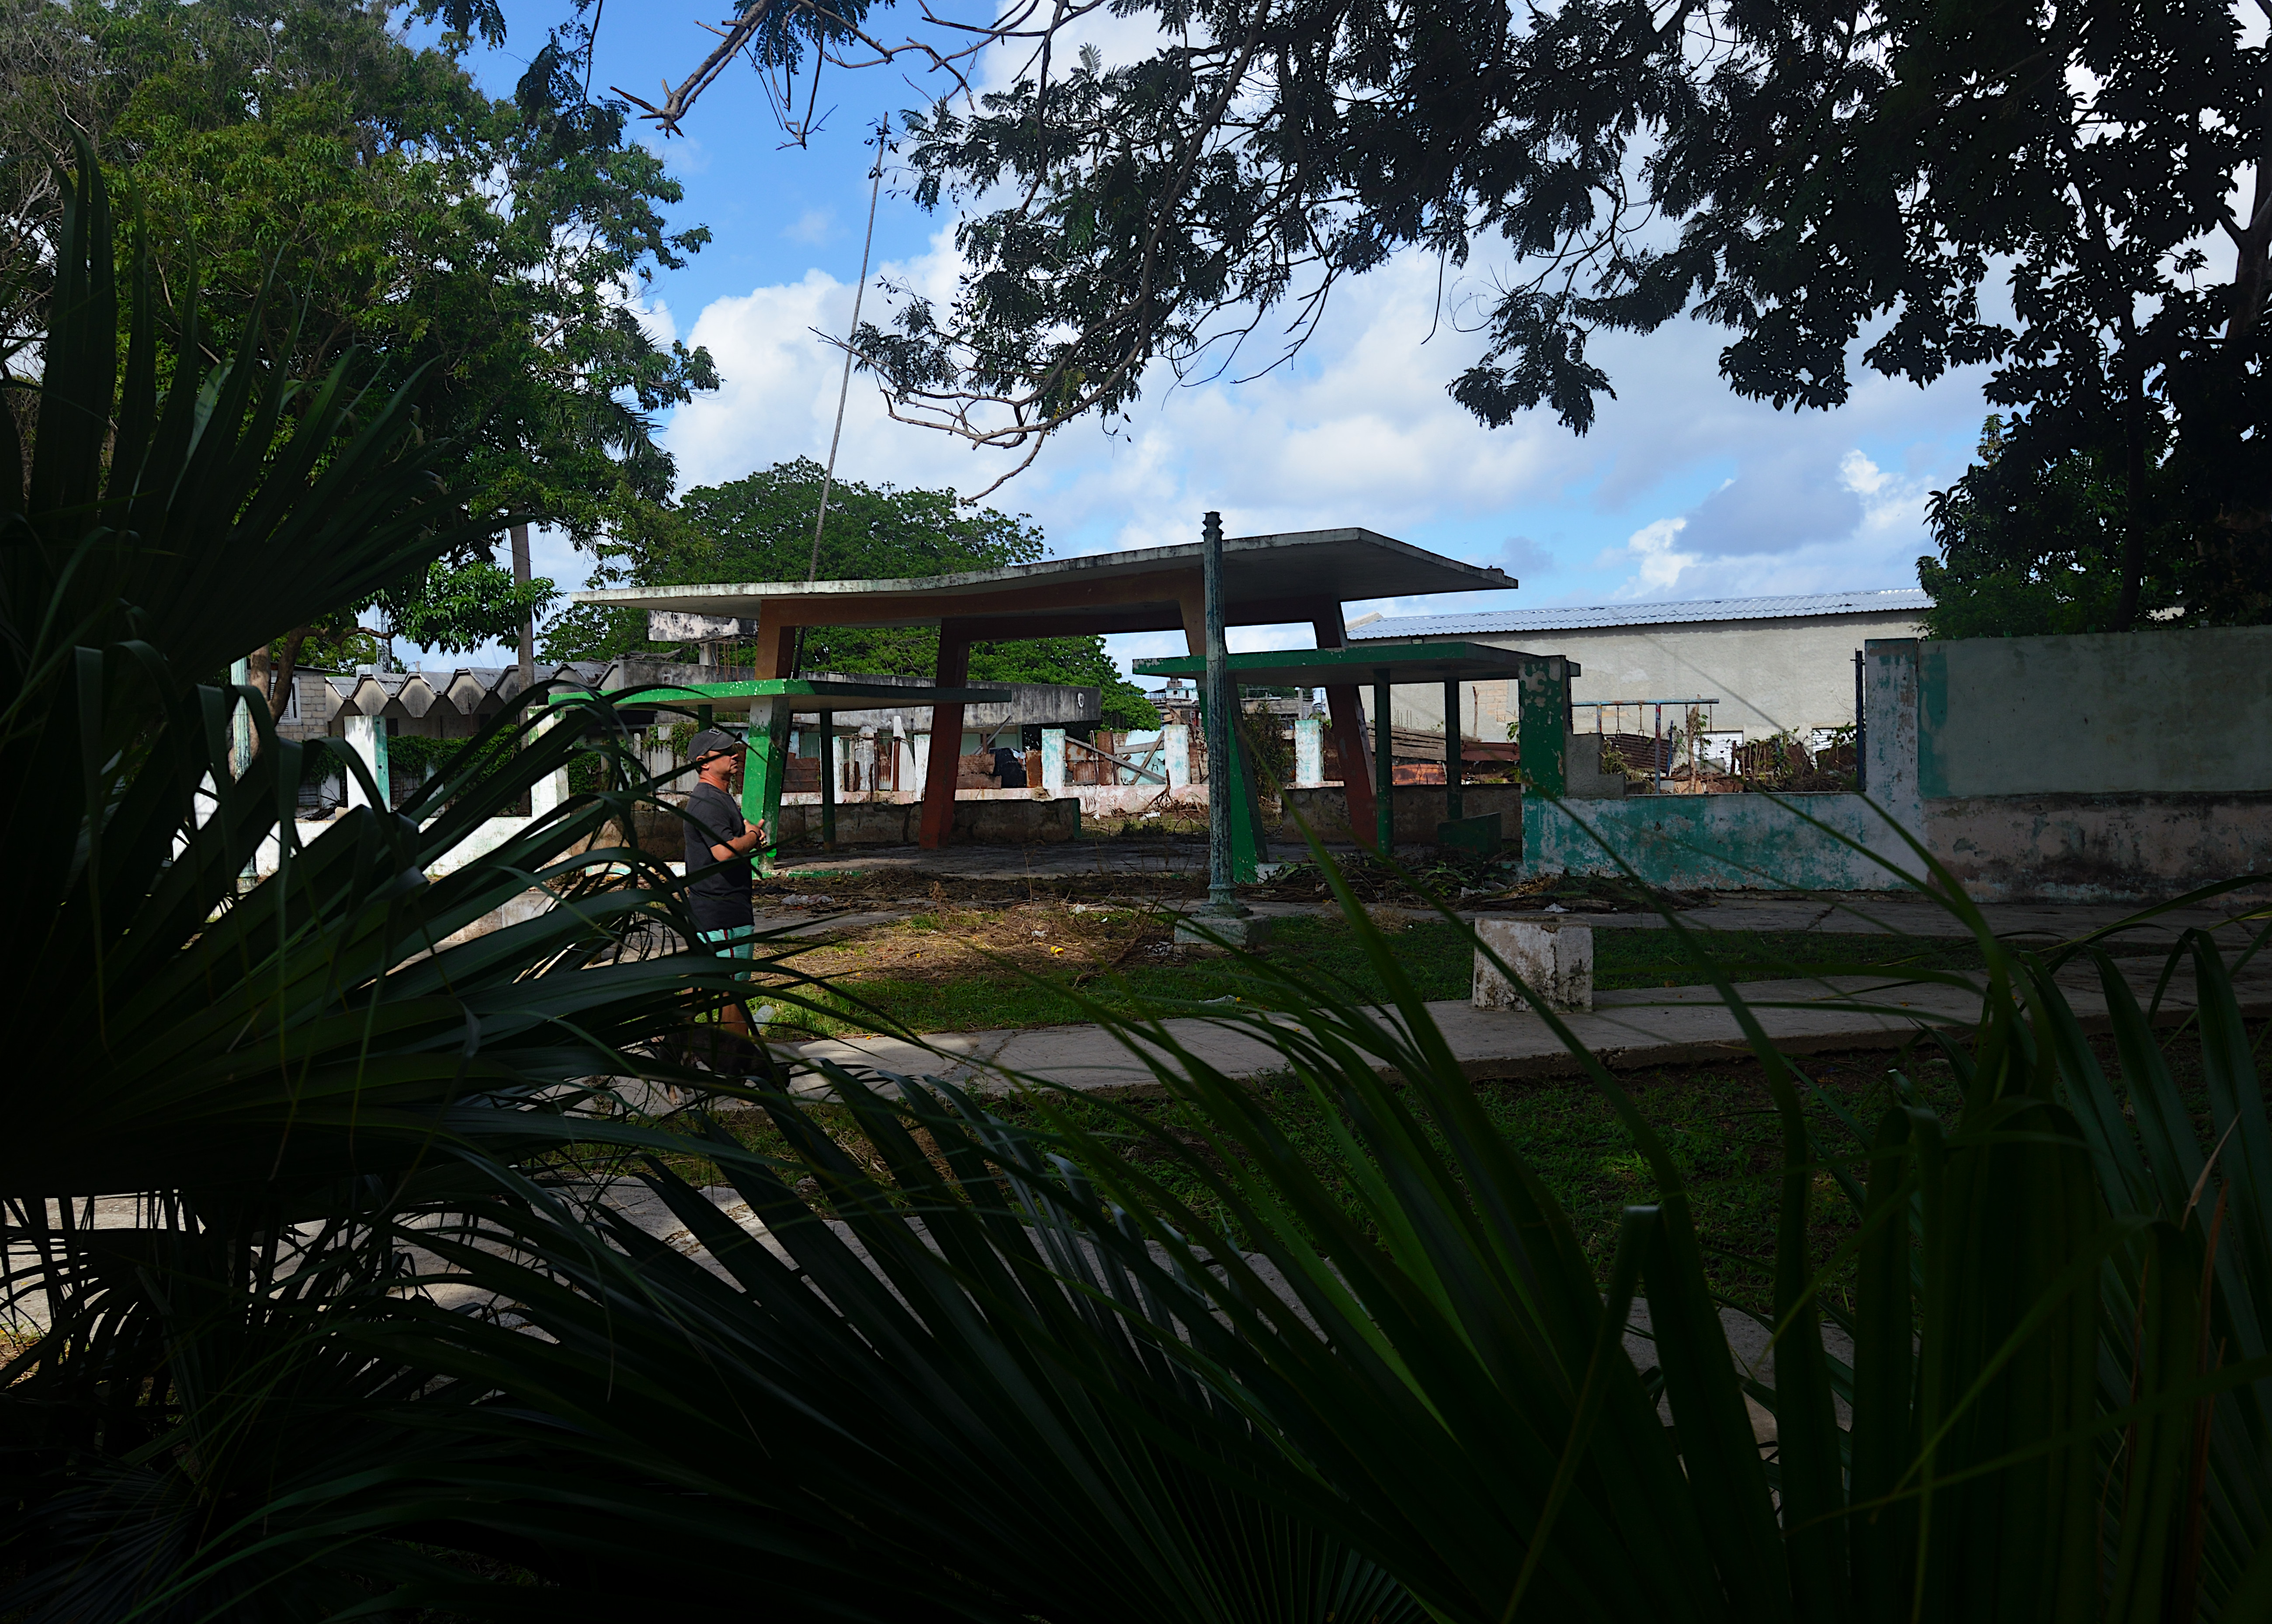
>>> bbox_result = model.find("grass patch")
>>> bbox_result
[750,907,2140,1039]
[660,1021,2250,1314]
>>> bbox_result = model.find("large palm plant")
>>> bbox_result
[307,831,2269,1620]
[0,147,751,1614]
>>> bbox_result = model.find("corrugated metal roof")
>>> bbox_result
[1349,588,1930,638]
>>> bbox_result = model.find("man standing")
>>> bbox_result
[683,728,766,1044]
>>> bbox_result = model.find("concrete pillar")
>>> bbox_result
[1041,727,1066,792]
[911,730,930,793]
[855,727,878,797]
[1162,724,1192,791]
[1293,716,1324,786]
[919,624,972,848]
[1516,657,1573,797]
[228,656,254,779]
[343,713,388,811]
[531,708,570,821]
[1862,638,1924,841]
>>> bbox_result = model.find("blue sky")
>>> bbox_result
[424,3,1991,677]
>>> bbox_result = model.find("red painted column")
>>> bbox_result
[1309,601,1377,849]
[918,623,971,849]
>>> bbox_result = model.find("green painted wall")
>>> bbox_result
[1919,627,2272,798]
[1525,793,1920,891]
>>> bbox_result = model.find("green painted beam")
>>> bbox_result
[550,678,1012,711]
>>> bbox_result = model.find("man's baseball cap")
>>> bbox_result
[687,727,743,763]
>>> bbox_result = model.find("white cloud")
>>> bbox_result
[1613,518,1700,596]
[1839,449,1890,496]
[654,230,1989,675]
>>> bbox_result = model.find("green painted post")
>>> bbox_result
[1373,676,1395,854]
[696,704,714,730]
[745,699,790,878]
[1443,678,1463,823]
[1517,659,1569,797]
[1197,691,1267,881]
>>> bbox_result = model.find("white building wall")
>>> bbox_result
[1377,609,1925,741]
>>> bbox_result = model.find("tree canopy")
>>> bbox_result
[2,0,719,671]
[544,458,1162,730]
[619,0,2268,625]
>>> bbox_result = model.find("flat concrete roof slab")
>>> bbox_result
[572,528,1515,628]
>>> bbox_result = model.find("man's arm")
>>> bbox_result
[708,820,766,864]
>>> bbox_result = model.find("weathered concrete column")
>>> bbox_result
[531,708,570,821]
[343,713,389,811]
[1293,716,1324,787]
[819,722,836,851]
[1515,657,1573,797]
[1162,724,1191,790]
[228,656,254,779]
[1041,727,1066,792]
[910,730,930,793]
[1862,637,1923,843]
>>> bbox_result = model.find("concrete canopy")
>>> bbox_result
[571,528,1515,638]
[567,528,1517,852]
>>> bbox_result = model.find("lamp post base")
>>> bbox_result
[1176,911,1274,951]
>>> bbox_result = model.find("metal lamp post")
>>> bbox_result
[1183,509,1266,946]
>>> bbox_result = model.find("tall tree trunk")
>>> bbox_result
[2113,380,2148,631]
[264,627,312,720]
[2112,343,2149,633]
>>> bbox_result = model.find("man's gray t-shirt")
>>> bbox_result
[684,782,749,906]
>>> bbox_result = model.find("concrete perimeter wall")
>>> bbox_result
[1534,627,2271,900]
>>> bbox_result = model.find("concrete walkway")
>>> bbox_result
[783,953,2272,1100]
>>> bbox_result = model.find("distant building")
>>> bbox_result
[1353,588,1930,745]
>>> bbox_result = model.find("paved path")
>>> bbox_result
[784,955,2272,1100]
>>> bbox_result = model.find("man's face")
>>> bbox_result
[699,748,744,788]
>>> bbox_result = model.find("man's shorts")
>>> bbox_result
[690,896,757,960]
[697,924,759,961]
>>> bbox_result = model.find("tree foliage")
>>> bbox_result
[1919,416,2196,640]
[546,457,1161,728]
[627,0,2269,619]
[3,0,720,668]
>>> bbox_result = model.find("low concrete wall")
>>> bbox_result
[1526,793,1918,891]
[1282,784,1524,845]
[1925,792,2272,902]
[785,785,1185,817]
[772,795,1083,846]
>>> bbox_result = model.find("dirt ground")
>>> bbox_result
[768,893,1185,989]
[751,849,1715,914]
